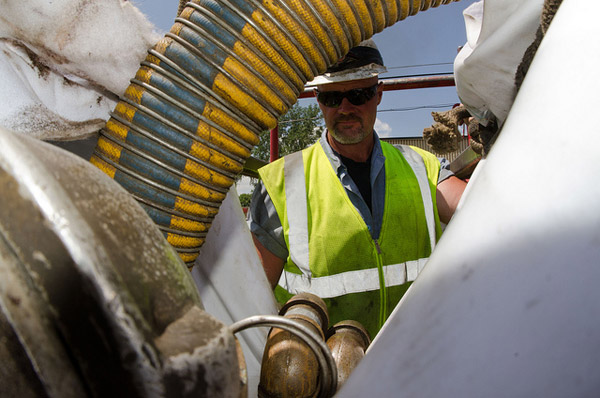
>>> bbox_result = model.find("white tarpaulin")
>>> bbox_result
[454,0,544,127]
[192,189,279,395]
[0,0,160,140]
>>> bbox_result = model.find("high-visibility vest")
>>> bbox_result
[258,141,442,337]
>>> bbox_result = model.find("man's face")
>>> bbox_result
[316,77,382,145]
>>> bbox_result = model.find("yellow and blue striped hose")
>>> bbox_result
[91,0,459,267]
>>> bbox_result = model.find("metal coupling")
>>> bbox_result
[259,293,329,398]
[326,320,371,392]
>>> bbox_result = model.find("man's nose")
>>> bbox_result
[337,97,355,112]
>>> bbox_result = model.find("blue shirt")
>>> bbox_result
[248,130,452,259]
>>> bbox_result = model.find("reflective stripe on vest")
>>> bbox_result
[284,151,311,276]
[278,144,437,297]
[279,257,429,298]
[395,145,437,253]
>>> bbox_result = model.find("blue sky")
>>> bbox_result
[132,0,477,138]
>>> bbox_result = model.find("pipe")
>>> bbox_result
[381,74,456,91]
[230,314,338,398]
[300,74,456,98]
[90,0,460,267]
[259,293,330,397]
[325,320,370,392]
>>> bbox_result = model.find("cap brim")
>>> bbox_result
[305,64,387,86]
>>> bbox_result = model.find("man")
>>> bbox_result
[249,40,466,338]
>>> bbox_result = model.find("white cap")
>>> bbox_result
[306,39,387,86]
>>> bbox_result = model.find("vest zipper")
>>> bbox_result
[374,239,388,329]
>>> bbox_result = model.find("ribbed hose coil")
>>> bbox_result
[90,0,459,267]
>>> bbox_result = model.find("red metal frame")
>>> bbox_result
[269,126,279,162]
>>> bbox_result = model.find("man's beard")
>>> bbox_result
[330,116,369,144]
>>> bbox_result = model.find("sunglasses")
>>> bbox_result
[316,84,379,108]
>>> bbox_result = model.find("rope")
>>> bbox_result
[422,105,471,154]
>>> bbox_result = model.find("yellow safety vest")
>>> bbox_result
[259,141,442,337]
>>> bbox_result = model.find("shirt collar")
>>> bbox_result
[319,130,385,174]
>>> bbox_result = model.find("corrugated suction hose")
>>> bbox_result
[91,0,459,267]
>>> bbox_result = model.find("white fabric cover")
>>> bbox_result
[192,189,279,396]
[454,0,544,126]
[0,0,161,140]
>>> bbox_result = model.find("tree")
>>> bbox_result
[238,193,252,207]
[252,102,324,162]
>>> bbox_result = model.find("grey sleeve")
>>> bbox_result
[437,156,454,184]
[248,181,289,260]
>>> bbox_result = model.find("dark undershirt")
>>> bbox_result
[339,154,373,213]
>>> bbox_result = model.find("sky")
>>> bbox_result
[130,0,478,192]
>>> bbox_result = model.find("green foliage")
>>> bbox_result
[252,102,324,162]
[238,193,252,207]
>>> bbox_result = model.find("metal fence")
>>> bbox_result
[382,136,471,163]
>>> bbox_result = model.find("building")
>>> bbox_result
[381,136,471,163]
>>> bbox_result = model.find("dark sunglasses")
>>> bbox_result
[316,84,379,108]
